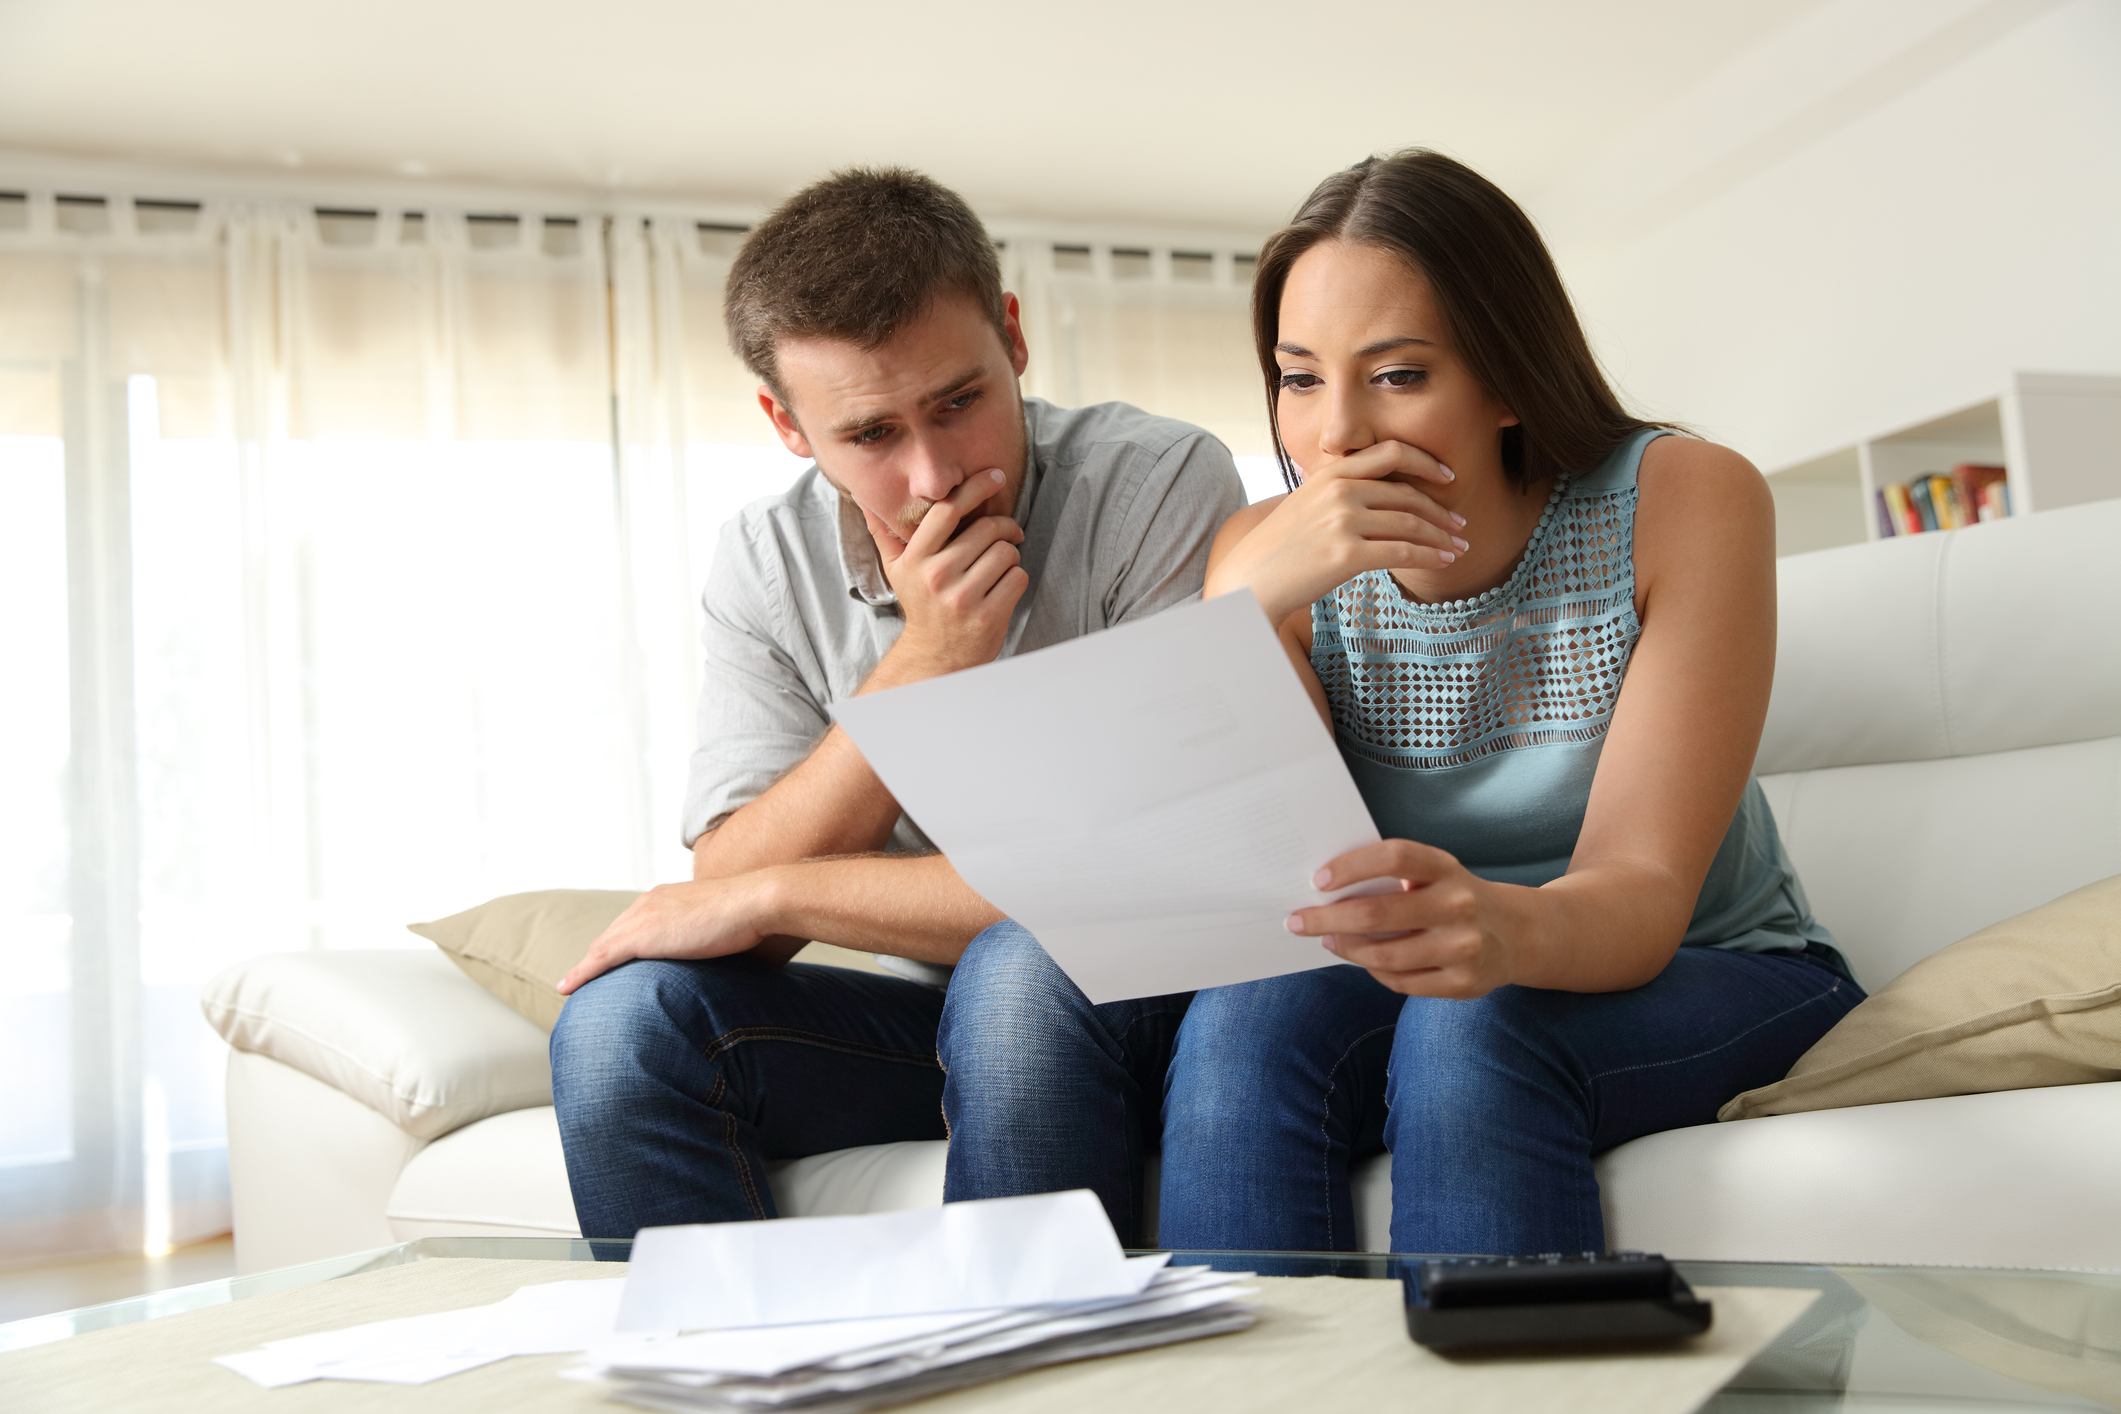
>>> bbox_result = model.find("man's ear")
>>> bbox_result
[1001,293,1030,379]
[758,385,815,459]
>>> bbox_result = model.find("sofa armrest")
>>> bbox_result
[202,948,552,1141]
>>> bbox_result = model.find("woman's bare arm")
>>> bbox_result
[1290,436,1778,995]
[1208,495,1333,725]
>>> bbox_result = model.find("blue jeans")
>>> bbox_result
[940,922,1862,1255]
[549,955,947,1239]
[1385,942,1862,1255]
[937,921,1404,1250]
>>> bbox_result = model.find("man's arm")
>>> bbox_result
[558,853,1004,995]
[691,470,1027,887]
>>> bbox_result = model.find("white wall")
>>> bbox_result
[1546,0,2121,475]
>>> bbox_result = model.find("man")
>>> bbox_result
[548,167,1244,1239]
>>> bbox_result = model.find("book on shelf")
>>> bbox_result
[1872,464,2008,537]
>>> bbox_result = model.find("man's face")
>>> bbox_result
[760,292,1032,546]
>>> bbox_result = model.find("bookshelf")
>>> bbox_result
[1764,371,2121,556]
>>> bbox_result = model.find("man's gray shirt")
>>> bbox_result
[681,397,1245,978]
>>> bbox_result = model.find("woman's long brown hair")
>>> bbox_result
[1254,149,1663,490]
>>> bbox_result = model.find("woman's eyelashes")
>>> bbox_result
[1276,367,1429,393]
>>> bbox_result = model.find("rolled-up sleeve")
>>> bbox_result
[680,517,828,849]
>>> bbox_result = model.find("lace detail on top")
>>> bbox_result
[1312,475,1641,772]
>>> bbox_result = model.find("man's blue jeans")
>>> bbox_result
[939,922,1863,1254]
[550,955,948,1239]
[937,921,1403,1250]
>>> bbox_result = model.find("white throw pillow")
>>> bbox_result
[201,949,553,1141]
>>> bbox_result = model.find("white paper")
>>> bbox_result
[582,1265,1262,1413]
[830,591,1388,1003]
[616,1190,1147,1333]
[215,1276,624,1387]
[587,1263,1236,1382]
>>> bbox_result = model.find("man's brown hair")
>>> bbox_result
[724,166,1008,400]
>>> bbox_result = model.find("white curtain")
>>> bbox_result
[0,184,1267,1264]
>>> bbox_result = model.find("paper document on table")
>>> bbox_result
[575,1263,1259,1413]
[616,1189,1160,1333]
[213,1276,624,1387]
[831,590,1386,1003]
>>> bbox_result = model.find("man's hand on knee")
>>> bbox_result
[558,875,782,995]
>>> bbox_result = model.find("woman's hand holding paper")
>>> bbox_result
[1286,839,1524,999]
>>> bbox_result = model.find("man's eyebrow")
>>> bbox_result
[829,409,892,435]
[922,367,987,404]
[826,368,988,435]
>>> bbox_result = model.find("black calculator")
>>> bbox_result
[1403,1251,1713,1352]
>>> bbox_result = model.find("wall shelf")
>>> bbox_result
[1764,371,2121,556]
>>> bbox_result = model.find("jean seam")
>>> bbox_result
[701,1072,768,1222]
[702,1025,941,1069]
[1318,1024,1397,1251]
[1584,981,1850,1085]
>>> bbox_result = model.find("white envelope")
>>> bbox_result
[614,1190,1151,1332]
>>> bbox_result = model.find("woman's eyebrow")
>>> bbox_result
[1275,336,1436,358]
[1358,336,1435,356]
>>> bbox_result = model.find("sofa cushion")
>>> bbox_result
[410,889,639,1031]
[202,949,553,1140]
[1720,874,2121,1121]
[387,1107,583,1240]
[1602,1083,2121,1269]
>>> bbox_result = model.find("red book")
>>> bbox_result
[1952,464,2008,523]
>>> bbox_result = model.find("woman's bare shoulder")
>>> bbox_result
[1638,432,1766,496]
[1632,434,1773,595]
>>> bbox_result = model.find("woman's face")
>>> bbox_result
[1273,239,1518,489]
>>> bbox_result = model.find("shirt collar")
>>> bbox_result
[833,403,1044,610]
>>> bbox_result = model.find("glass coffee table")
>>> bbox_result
[3,1238,2115,1410]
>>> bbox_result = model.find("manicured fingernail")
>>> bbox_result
[1452,512,1467,527]
[1438,465,1454,480]
[1438,550,1456,564]
[1313,867,1332,889]
[988,468,1004,482]
[1286,913,1306,933]
[1451,536,1469,551]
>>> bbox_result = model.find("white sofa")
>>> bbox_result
[205,498,2121,1277]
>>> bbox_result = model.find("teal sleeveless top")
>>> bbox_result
[1309,429,1841,961]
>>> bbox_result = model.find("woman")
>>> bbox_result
[1186,148,1862,1254]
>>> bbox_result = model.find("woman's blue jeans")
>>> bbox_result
[939,922,1863,1254]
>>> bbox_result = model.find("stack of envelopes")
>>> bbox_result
[572,1189,1257,1412]
[573,1261,1256,1413]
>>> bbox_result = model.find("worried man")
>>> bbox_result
[549,167,1244,1237]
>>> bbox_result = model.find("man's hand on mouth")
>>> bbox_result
[862,469,1028,685]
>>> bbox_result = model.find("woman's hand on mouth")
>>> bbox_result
[1202,441,1466,624]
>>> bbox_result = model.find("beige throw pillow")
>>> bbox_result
[410,889,640,1032]
[411,889,894,1030]
[1719,874,2121,1121]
